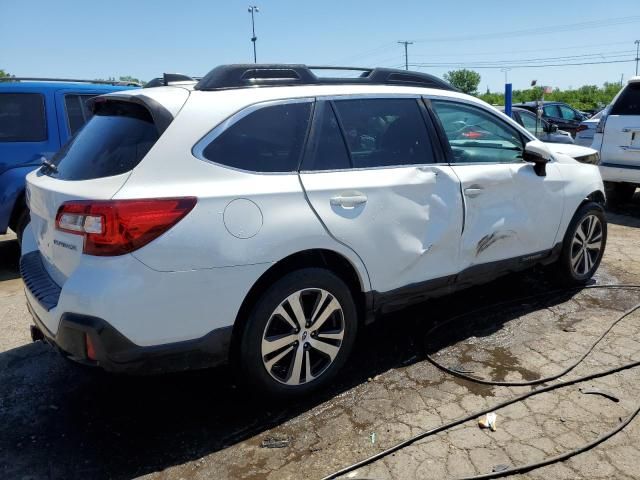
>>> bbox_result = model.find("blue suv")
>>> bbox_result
[0,79,138,242]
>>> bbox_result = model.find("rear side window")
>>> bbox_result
[610,83,640,115]
[47,101,158,180]
[202,102,312,172]
[302,102,351,171]
[64,94,96,135]
[332,98,434,168]
[0,93,46,142]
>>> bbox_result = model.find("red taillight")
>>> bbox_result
[576,124,588,133]
[55,197,197,256]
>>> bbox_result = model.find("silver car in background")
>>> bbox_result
[575,110,604,147]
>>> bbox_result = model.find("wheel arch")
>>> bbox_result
[585,189,606,207]
[8,189,27,233]
[229,248,370,364]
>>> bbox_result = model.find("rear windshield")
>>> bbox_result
[0,93,47,142]
[610,83,640,116]
[46,101,158,180]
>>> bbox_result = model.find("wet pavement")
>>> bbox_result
[1,199,640,480]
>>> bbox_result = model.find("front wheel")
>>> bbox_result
[238,268,358,397]
[553,202,607,286]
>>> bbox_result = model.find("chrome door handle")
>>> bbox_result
[330,193,368,208]
[464,187,484,198]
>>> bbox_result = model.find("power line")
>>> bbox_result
[412,15,640,43]
[409,59,635,70]
[409,51,635,68]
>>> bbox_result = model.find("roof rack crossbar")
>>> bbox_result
[0,77,141,86]
[194,64,456,92]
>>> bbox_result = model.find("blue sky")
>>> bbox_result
[2,0,640,91]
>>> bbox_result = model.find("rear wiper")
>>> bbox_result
[41,157,58,173]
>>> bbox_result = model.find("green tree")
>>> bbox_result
[119,75,144,86]
[0,69,12,78]
[444,69,481,95]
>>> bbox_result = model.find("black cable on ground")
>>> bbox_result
[321,284,640,480]
[425,284,640,387]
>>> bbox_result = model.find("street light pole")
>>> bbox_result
[248,6,259,64]
[398,41,413,70]
[635,40,640,76]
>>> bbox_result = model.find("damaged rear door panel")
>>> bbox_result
[299,97,464,293]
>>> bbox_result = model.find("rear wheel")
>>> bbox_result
[239,268,357,397]
[553,202,607,286]
[605,182,636,204]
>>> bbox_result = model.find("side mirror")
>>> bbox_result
[548,123,558,133]
[523,141,552,177]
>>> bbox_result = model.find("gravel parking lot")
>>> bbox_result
[1,201,640,480]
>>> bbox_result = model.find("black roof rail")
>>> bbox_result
[145,73,199,88]
[194,64,457,92]
[0,77,141,87]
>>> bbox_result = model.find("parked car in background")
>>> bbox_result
[592,77,640,202]
[500,106,574,144]
[22,64,606,397]
[575,109,604,147]
[0,79,137,242]
[514,101,588,137]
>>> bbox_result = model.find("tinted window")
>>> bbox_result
[47,101,158,180]
[432,100,523,163]
[65,94,96,135]
[332,98,434,168]
[543,105,561,118]
[519,110,544,137]
[302,102,351,171]
[202,102,312,172]
[0,93,46,142]
[558,105,579,121]
[610,83,640,115]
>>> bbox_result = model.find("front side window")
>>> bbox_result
[65,94,97,136]
[559,105,579,121]
[519,110,544,137]
[202,102,312,172]
[332,98,434,168]
[431,100,523,164]
[543,104,561,118]
[0,93,46,142]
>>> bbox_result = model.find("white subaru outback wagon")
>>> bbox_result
[22,65,607,396]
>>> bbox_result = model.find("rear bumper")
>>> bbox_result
[599,162,640,184]
[28,302,232,374]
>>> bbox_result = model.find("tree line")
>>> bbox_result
[442,68,622,112]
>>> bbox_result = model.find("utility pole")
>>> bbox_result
[635,40,640,76]
[248,6,259,63]
[398,41,413,70]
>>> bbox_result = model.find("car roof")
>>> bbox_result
[514,101,561,107]
[0,81,135,92]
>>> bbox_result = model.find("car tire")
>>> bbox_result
[605,182,636,204]
[552,201,607,286]
[238,268,358,397]
[15,208,30,246]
